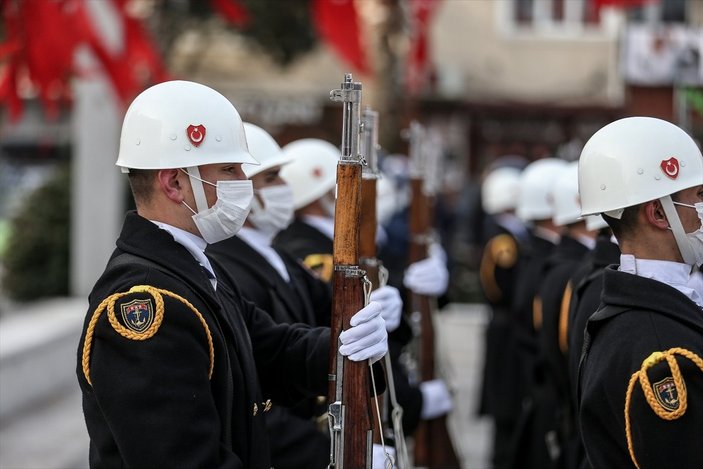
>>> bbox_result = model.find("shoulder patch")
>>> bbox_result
[624,347,703,469]
[120,298,155,333]
[303,253,334,283]
[652,376,684,412]
[490,234,518,269]
[81,285,215,386]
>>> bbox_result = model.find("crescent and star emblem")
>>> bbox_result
[660,157,679,179]
[187,124,206,147]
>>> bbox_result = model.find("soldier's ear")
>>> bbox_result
[157,169,186,203]
[644,200,670,230]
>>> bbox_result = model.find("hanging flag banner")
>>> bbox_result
[622,25,703,86]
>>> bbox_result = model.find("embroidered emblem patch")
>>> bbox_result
[120,298,154,333]
[660,157,679,179]
[653,376,683,412]
[187,124,206,147]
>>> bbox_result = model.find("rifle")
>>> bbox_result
[328,73,374,469]
[406,122,461,469]
[359,107,410,469]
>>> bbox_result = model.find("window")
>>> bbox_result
[510,0,600,28]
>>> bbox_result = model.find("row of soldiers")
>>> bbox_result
[479,118,703,469]
[76,79,455,468]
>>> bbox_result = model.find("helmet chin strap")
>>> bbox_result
[660,195,697,266]
[186,166,209,213]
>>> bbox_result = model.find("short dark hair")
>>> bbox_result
[603,204,640,242]
[127,169,157,205]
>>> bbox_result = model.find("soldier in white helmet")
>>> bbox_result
[515,161,600,469]
[476,165,528,467]
[274,139,453,441]
[206,124,402,468]
[577,117,703,468]
[76,81,389,469]
[496,157,567,468]
[565,212,620,469]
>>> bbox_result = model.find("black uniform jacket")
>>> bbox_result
[498,231,555,420]
[76,212,329,469]
[579,267,703,469]
[512,232,556,353]
[206,234,332,469]
[567,236,620,403]
[563,236,619,469]
[509,235,589,469]
[478,223,522,419]
[275,217,425,435]
[274,218,334,282]
[536,234,589,399]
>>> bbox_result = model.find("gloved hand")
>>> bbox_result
[372,443,396,469]
[370,285,402,332]
[403,243,449,296]
[420,379,453,420]
[339,302,388,363]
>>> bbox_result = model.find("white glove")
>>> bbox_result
[339,302,388,363]
[428,241,447,264]
[420,379,453,420]
[403,246,449,297]
[370,286,402,332]
[372,443,396,469]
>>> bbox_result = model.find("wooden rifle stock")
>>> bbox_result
[328,74,373,469]
[407,123,461,469]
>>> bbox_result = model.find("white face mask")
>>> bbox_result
[182,169,254,244]
[673,201,703,267]
[248,184,295,237]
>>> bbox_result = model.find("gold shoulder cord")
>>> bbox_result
[532,295,543,332]
[624,347,703,469]
[557,281,573,355]
[81,285,215,386]
[478,243,501,303]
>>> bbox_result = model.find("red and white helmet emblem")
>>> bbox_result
[660,157,679,179]
[187,124,206,147]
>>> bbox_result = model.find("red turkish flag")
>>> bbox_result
[0,0,88,119]
[210,0,250,28]
[312,0,369,74]
[406,0,442,95]
[0,0,168,120]
[81,0,169,104]
[594,0,659,11]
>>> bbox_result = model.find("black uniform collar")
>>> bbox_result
[551,234,590,262]
[599,266,703,329]
[115,211,215,297]
[591,236,620,269]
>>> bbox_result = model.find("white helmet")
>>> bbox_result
[579,116,703,265]
[481,166,521,215]
[116,80,258,172]
[516,158,569,222]
[280,139,340,209]
[241,123,292,178]
[551,162,582,226]
[578,116,703,216]
[585,214,609,231]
